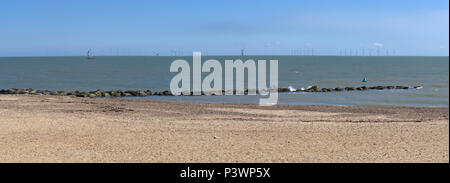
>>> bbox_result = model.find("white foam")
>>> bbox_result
[288,86,296,92]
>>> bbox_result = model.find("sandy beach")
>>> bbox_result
[0,94,448,163]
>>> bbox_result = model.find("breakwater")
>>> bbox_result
[0,85,422,98]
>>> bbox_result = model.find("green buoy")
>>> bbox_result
[362,77,368,82]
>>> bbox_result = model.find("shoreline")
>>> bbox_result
[0,94,448,162]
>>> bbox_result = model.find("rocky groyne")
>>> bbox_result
[0,85,423,98]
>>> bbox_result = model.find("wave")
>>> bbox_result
[287,86,296,92]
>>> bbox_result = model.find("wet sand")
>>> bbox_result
[0,95,448,162]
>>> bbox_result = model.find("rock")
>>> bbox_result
[386,86,395,89]
[15,89,27,94]
[345,87,355,91]
[375,86,386,90]
[334,87,343,91]
[181,91,191,96]
[75,93,87,97]
[396,86,409,89]
[57,91,67,96]
[278,88,290,92]
[101,91,110,97]
[28,89,37,95]
[93,89,105,96]
[125,90,138,96]
[88,93,97,98]
[69,91,81,96]
[82,91,90,97]
[162,90,173,96]
[41,90,51,95]
[76,91,89,97]
[221,90,235,95]
[205,91,214,95]
[7,88,17,94]
[124,92,132,97]
[355,86,368,90]
[145,90,153,96]
[110,90,122,97]
[138,90,147,96]
[203,91,214,96]
[306,86,320,92]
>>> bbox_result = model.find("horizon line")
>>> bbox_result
[0,55,449,58]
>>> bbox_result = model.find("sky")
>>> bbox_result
[0,0,448,56]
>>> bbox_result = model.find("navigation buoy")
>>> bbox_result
[362,77,368,82]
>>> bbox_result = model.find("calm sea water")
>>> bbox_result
[0,56,448,107]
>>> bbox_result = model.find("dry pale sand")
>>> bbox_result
[0,95,448,163]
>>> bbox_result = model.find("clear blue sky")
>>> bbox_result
[0,0,448,56]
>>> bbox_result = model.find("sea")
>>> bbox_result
[0,56,448,107]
